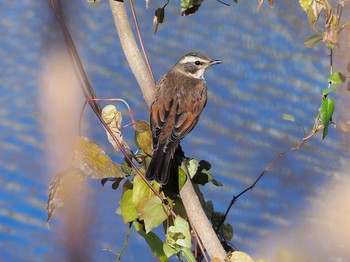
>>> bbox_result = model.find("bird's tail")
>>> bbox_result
[145,148,173,185]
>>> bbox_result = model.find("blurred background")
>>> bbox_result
[1,0,350,261]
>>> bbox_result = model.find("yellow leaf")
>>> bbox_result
[74,137,124,179]
[47,168,86,223]
[134,120,153,156]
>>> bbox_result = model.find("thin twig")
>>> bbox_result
[49,0,101,114]
[215,0,230,7]
[117,222,133,262]
[49,0,176,217]
[189,220,209,262]
[216,114,322,233]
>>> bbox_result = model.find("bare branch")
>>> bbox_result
[216,114,322,233]
[109,0,155,108]
[181,162,227,260]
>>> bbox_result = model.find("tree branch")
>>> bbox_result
[109,0,227,260]
[181,162,227,260]
[109,0,155,108]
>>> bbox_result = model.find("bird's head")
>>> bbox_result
[173,52,222,79]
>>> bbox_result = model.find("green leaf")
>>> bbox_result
[181,0,203,15]
[163,243,179,258]
[199,160,211,170]
[282,113,295,122]
[181,247,196,262]
[120,189,138,223]
[304,34,323,47]
[167,216,191,248]
[178,167,187,191]
[192,169,222,186]
[181,0,194,10]
[211,178,223,186]
[320,98,335,139]
[133,174,152,212]
[73,137,124,179]
[134,221,168,262]
[121,157,132,175]
[220,223,234,240]
[328,72,346,84]
[141,195,167,233]
[186,158,198,178]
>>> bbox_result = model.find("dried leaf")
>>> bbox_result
[304,34,323,47]
[282,113,295,122]
[257,0,264,11]
[257,0,273,11]
[101,105,124,151]
[47,168,86,223]
[307,5,318,27]
[74,136,124,179]
[154,7,165,34]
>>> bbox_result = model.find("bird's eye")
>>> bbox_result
[195,61,201,66]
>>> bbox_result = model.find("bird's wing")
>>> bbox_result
[150,78,207,153]
[150,97,173,151]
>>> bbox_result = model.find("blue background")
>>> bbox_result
[1,0,350,261]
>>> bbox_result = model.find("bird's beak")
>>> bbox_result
[210,60,222,66]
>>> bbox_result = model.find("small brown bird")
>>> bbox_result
[145,52,222,185]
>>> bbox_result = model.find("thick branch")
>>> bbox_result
[109,0,155,108]
[181,163,227,260]
[109,0,226,260]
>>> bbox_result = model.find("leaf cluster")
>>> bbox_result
[47,115,234,260]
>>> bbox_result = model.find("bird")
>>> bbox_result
[145,52,222,185]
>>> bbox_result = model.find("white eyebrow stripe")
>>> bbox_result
[179,56,207,64]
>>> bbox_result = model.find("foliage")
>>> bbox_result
[47,117,237,260]
[48,0,350,260]
[299,0,349,139]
